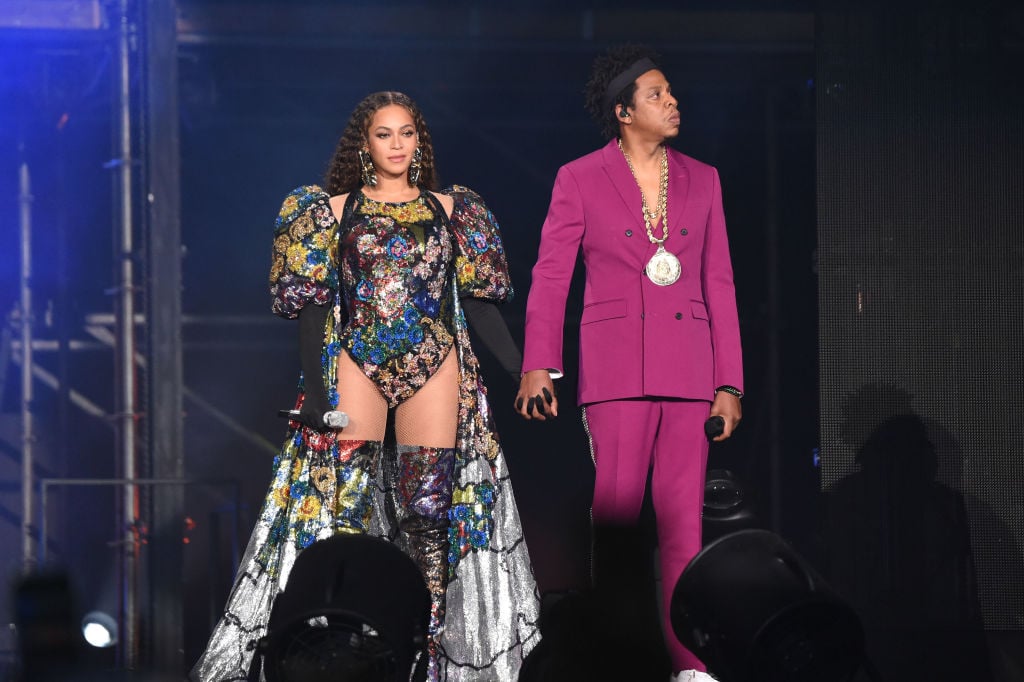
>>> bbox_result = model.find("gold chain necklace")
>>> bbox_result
[618,139,681,286]
[618,139,668,245]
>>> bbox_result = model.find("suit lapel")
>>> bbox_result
[668,149,690,238]
[601,140,646,232]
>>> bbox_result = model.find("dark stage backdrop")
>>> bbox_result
[817,5,1024,679]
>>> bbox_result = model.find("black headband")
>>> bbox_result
[601,57,658,114]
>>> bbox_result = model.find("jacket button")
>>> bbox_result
[680,228,688,236]
[640,312,645,319]
[625,229,633,237]
[675,312,683,320]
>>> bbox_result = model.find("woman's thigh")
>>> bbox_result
[394,350,459,448]
[335,351,388,441]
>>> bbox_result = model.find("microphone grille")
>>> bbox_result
[323,411,349,429]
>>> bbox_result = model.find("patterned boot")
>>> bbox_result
[329,438,382,534]
[396,444,456,682]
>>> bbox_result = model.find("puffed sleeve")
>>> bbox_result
[444,185,513,302]
[268,185,339,319]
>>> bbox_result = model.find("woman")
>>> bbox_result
[191,92,540,681]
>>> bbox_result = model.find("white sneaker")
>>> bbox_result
[671,671,717,682]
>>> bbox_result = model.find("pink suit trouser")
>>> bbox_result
[584,397,710,673]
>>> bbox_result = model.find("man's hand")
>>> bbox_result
[515,369,558,420]
[710,391,742,441]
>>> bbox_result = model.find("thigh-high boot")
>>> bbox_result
[396,444,456,681]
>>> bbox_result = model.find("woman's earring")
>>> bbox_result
[358,149,377,187]
[408,147,423,187]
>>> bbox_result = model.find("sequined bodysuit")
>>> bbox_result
[338,191,455,406]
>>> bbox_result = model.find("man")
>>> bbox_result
[517,45,743,681]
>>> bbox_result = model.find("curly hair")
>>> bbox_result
[324,91,440,196]
[584,45,662,141]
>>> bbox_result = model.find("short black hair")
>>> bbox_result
[584,44,662,140]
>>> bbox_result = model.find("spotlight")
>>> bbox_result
[81,611,118,648]
[258,534,431,682]
[671,529,864,682]
[702,469,758,545]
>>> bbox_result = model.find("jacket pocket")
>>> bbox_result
[581,298,627,325]
[690,300,709,321]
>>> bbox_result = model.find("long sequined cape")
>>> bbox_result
[189,185,540,681]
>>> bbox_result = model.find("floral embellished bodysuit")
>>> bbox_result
[339,191,455,406]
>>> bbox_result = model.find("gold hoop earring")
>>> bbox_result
[358,149,377,187]
[408,147,423,187]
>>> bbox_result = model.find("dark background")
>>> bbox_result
[1,1,1020,679]
[817,4,1024,679]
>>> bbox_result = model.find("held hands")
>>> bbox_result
[709,391,742,442]
[515,369,558,420]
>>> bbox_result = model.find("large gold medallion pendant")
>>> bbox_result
[645,245,681,286]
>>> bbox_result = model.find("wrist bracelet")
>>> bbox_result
[715,385,744,399]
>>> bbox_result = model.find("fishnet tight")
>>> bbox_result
[333,349,459,448]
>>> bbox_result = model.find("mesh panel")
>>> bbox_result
[394,351,458,448]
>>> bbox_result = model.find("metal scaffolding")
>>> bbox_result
[19,162,35,574]
[6,0,192,672]
[111,0,141,666]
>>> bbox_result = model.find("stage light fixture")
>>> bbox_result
[702,468,759,545]
[258,534,431,682]
[81,611,118,648]
[671,529,864,682]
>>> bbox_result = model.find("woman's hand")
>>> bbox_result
[296,390,332,430]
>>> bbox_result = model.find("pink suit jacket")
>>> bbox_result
[523,139,744,405]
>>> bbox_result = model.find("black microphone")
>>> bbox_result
[278,409,349,429]
[704,415,725,441]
